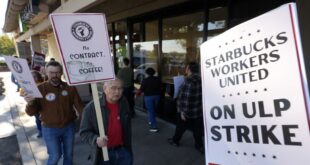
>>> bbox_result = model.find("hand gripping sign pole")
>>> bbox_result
[91,83,109,161]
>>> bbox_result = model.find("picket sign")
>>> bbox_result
[4,56,42,98]
[91,83,109,161]
[50,13,116,161]
[200,3,310,165]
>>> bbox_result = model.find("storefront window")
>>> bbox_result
[207,7,228,40]
[132,21,159,83]
[162,12,204,84]
[114,21,128,68]
[107,24,114,56]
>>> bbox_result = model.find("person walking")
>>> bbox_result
[23,61,85,165]
[117,58,135,117]
[139,68,161,132]
[79,78,133,165]
[168,62,204,154]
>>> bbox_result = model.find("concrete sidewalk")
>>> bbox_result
[1,72,205,165]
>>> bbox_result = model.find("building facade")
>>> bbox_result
[3,0,310,121]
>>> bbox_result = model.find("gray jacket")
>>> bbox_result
[79,94,132,165]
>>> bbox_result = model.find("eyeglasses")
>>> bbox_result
[110,86,123,92]
[48,71,62,76]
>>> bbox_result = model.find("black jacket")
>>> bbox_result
[79,94,132,164]
[140,76,161,96]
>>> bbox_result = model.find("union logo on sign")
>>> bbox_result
[11,60,23,73]
[71,21,93,41]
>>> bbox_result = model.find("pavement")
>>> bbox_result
[0,71,205,165]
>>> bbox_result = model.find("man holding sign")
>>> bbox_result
[24,61,84,165]
[168,62,204,154]
[50,13,125,164]
[79,78,133,165]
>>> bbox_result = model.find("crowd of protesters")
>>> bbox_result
[14,56,204,165]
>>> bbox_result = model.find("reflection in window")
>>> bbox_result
[132,21,159,83]
[208,20,226,30]
[133,42,158,83]
[114,21,128,68]
[162,12,204,84]
[133,41,158,68]
[107,24,114,58]
[207,7,228,40]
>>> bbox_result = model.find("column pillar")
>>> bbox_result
[47,33,61,62]
[31,35,42,53]
[296,0,310,92]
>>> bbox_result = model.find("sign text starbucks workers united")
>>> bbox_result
[205,32,296,144]
[200,3,310,165]
[205,31,286,88]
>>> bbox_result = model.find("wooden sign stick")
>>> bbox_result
[91,83,109,161]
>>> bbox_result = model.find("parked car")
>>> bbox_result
[0,56,5,62]
[134,63,157,83]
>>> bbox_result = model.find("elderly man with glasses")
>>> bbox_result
[80,78,133,165]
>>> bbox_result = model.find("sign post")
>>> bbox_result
[200,3,310,165]
[50,13,115,161]
[90,83,109,160]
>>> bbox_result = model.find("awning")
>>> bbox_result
[2,0,29,33]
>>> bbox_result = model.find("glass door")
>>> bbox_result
[161,12,204,84]
[132,21,159,84]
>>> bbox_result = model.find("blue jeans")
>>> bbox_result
[144,95,160,129]
[42,122,75,165]
[102,147,132,165]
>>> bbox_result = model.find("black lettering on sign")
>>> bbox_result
[210,125,302,146]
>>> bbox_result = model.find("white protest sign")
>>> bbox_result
[4,56,42,98]
[50,13,112,161]
[173,75,184,98]
[50,13,115,85]
[200,3,310,165]
[31,52,45,71]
